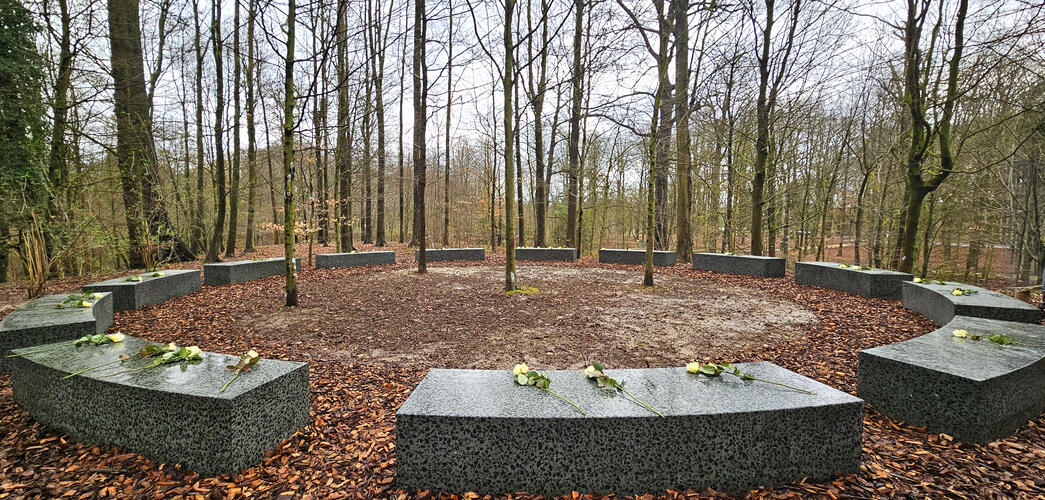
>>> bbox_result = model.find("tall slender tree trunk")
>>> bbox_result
[191,0,206,254]
[336,0,355,251]
[673,0,691,262]
[503,0,518,291]
[566,0,583,256]
[244,0,258,252]
[225,0,242,257]
[413,0,428,272]
[443,3,452,247]
[206,0,227,263]
[282,0,298,306]
[374,1,388,247]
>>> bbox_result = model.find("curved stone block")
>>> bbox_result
[0,292,113,374]
[901,281,1042,325]
[515,247,577,262]
[396,363,862,495]
[692,253,786,277]
[316,251,396,269]
[10,336,310,475]
[598,249,676,266]
[83,270,201,311]
[795,261,912,299]
[203,258,302,286]
[858,316,1045,443]
[413,248,485,262]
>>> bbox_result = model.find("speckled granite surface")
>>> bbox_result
[901,281,1043,325]
[315,251,396,269]
[598,249,676,267]
[859,316,1045,443]
[413,248,486,262]
[10,336,310,475]
[203,258,302,286]
[795,261,912,299]
[692,253,786,277]
[84,270,201,311]
[515,247,577,262]
[0,292,113,374]
[396,363,862,495]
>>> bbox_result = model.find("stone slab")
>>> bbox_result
[794,261,912,299]
[901,281,1043,325]
[692,253,786,277]
[203,257,302,286]
[83,270,201,311]
[10,336,310,475]
[397,363,862,495]
[598,249,676,267]
[414,248,485,262]
[0,292,113,374]
[515,247,577,262]
[315,251,396,269]
[858,316,1045,443]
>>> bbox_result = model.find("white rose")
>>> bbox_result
[187,346,202,357]
[584,365,598,379]
[952,289,963,296]
[952,329,969,338]
[512,363,529,376]
[685,362,701,374]
[106,333,126,343]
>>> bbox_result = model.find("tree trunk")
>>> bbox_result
[205,0,226,263]
[225,0,242,257]
[503,0,517,291]
[565,0,583,256]
[282,0,298,306]
[412,0,427,272]
[244,0,258,252]
[672,0,691,262]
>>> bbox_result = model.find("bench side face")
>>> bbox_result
[692,253,786,277]
[10,338,310,475]
[396,364,861,495]
[414,248,486,262]
[85,270,201,311]
[515,248,577,261]
[315,251,396,268]
[858,317,1045,443]
[598,249,676,266]
[204,258,301,286]
[795,262,912,298]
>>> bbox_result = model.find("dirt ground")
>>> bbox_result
[228,265,816,369]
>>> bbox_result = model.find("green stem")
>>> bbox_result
[620,387,665,418]
[746,376,816,395]
[98,360,163,378]
[220,368,243,393]
[63,358,126,379]
[542,387,587,415]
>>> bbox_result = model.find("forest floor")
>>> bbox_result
[0,242,1043,499]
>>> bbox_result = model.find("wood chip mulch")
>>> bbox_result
[1,244,1043,499]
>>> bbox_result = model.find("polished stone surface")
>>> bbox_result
[0,292,113,374]
[84,270,201,311]
[315,251,396,269]
[10,336,310,475]
[902,281,1043,325]
[795,261,912,299]
[598,249,677,266]
[859,316,1045,443]
[515,247,577,262]
[414,248,486,262]
[203,257,302,286]
[692,253,786,277]
[397,363,862,495]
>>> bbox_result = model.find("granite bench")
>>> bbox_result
[902,281,1043,325]
[203,257,302,286]
[795,261,912,299]
[515,247,577,262]
[414,248,485,262]
[858,316,1045,443]
[9,335,310,475]
[83,270,201,311]
[598,249,676,267]
[692,253,786,277]
[0,292,114,374]
[396,363,862,495]
[315,251,396,269]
